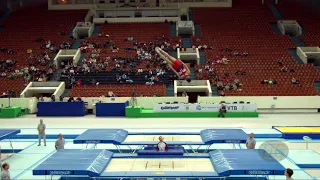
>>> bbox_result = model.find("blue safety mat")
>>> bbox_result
[200,129,248,144]
[0,129,21,140]
[33,149,113,177]
[210,149,285,176]
[121,141,205,145]
[73,129,128,144]
[137,146,184,155]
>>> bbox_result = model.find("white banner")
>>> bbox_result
[154,103,257,112]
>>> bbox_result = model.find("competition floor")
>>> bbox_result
[1,114,320,179]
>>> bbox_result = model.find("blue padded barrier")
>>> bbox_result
[210,149,285,176]
[14,134,79,139]
[128,132,200,135]
[282,133,320,139]
[60,176,267,180]
[137,146,184,155]
[73,129,128,144]
[0,129,20,140]
[121,141,204,145]
[201,129,248,144]
[37,102,85,116]
[33,149,113,176]
[96,101,129,116]
[112,153,210,158]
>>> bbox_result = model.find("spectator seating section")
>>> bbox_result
[70,22,178,96]
[276,0,320,47]
[0,5,87,94]
[191,3,320,96]
[61,71,173,85]
[70,84,166,97]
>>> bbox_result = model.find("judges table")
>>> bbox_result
[95,101,129,117]
[37,102,85,116]
[154,103,257,112]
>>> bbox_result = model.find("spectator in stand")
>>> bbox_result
[182,91,188,97]
[24,73,30,86]
[224,84,230,91]
[51,95,55,102]
[220,91,225,97]
[108,91,115,97]
[280,67,288,72]
[76,97,83,102]
[277,60,283,66]
[68,96,75,102]
[7,49,14,54]
[222,56,229,64]
[146,81,154,86]
[217,81,224,90]
[292,78,299,84]
[233,51,239,56]
[234,79,240,86]
[243,51,248,56]
[232,83,238,90]
[290,68,295,72]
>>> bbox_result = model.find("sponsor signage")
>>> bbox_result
[85,140,101,144]
[154,104,257,112]
[49,171,72,175]
[225,140,241,143]
[247,170,272,175]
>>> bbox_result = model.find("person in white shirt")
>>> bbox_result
[156,136,168,151]
[108,91,115,97]
[55,133,65,150]
[1,163,11,180]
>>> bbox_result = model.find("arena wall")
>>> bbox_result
[198,96,320,113]
[1,96,319,114]
[48,0,232,10]
[94,17,180,23]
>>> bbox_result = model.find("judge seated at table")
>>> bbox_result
[156,136,168,151]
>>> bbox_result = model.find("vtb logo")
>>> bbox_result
[226,106,237,111]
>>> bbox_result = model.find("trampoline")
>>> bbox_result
[0,129,21,154]
[33,149,286,178]
[73,129,249,153]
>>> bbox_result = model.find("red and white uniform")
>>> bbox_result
[172,60,187,79]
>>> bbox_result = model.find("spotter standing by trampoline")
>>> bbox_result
[155,47,191,82]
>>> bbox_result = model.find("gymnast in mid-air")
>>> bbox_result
[155,47,191,82]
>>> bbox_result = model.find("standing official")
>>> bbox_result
[1,163,11,180]
[246,133,256,149]
[55,133,65,150]
[37,119,46,146]
[285,168,294,180]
